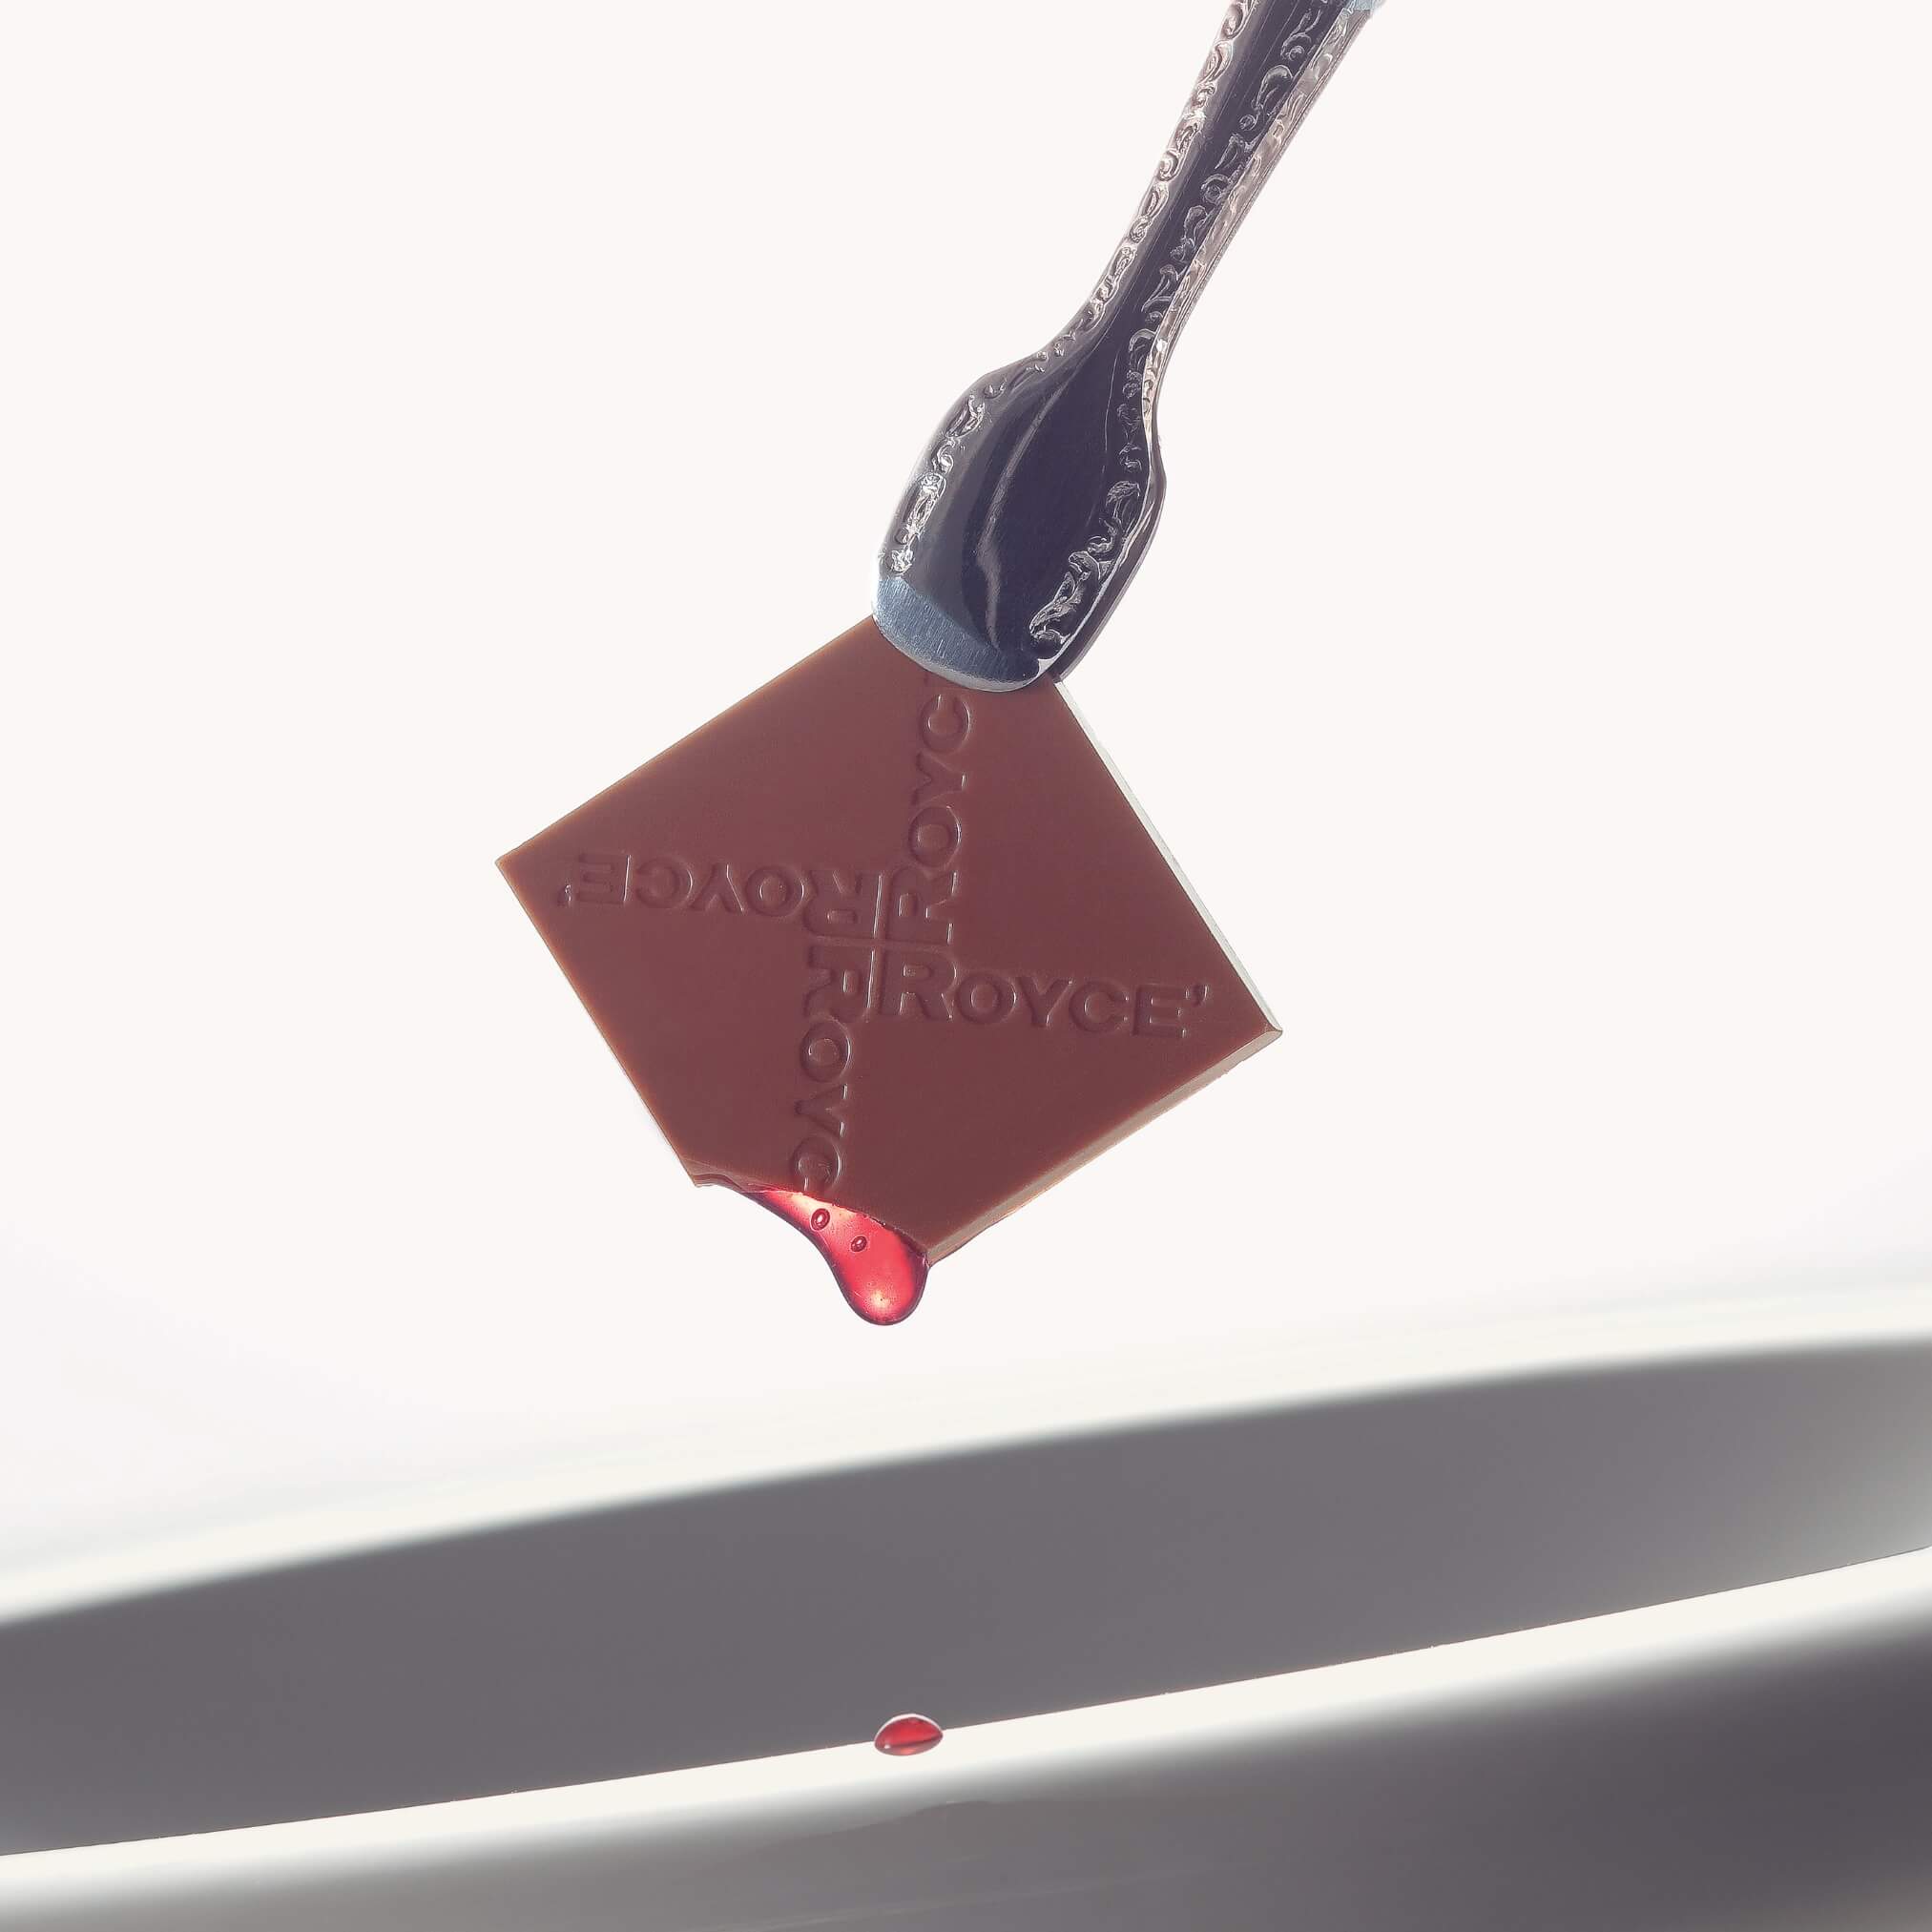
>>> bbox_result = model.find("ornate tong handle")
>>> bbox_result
[877,0,1386,692]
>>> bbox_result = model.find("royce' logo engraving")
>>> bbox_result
[555,682,1211,1197]
[560,847,1206,1035]
[500,618,1280,1260]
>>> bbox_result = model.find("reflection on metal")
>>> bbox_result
[877,0,1385,691]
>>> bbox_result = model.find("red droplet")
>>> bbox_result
[873,1713,944,1756]
[745,1189,928,1325]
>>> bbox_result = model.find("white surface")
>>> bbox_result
[10,1553,1932,1930]
[5,1296,1932,1925]
[3,0,1930,1573]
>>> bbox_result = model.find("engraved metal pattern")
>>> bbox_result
[884,3,1265,592]
[876,0,1387,692]
[885,394,985,579]
[1153,9,1367,378]
[1029,3,1365,657]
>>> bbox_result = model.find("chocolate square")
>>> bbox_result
[500,619,1277,1264]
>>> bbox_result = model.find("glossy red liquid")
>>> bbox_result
[747,1189,928,1326]
[873,1713,944,1756]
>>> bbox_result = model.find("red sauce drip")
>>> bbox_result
[873,1713,944,1756]
[747,1189,928,1326]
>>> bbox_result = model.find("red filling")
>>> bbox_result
[873,1713,944,1756]
[745,1188,928,1326]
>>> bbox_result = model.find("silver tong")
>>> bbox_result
[877,0,1388,692]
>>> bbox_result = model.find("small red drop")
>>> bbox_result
[873,1713,944,1756]
[746,1189,928,1325]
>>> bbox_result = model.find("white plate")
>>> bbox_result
[4,1288,1931,1929]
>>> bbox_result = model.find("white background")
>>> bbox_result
[3,1,1928,1582]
